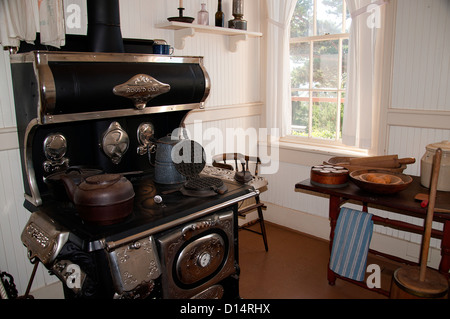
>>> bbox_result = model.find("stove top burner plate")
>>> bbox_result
[181,176,228,197]
[37,175,253,247]
[184,176,223,191]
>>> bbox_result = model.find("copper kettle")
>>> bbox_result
[61,174,135,225]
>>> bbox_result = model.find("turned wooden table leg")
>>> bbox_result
[439,220,450,276]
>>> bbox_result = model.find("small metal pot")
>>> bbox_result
[61,173,135,225]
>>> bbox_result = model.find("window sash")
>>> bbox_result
[290,32,349,44]
[290,34,348,141]
[289,0,350,142]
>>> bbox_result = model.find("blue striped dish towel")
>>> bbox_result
[329,207,374,282]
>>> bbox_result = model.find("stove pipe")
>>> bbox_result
[87,0,124,52]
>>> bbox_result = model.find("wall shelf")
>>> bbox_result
[155,21,263,52]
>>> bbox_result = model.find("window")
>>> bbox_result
[289,0,351,143]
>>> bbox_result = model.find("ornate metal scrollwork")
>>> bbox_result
[137,122,155,155]
[108,236,161,297]
[113,74,171,110]
[43,133,69,173]
[101,122,129,165]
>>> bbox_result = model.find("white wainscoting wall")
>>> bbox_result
[383,0,450,251]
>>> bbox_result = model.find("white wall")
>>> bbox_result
[384,0,450,250]
[376,0,450,250]
[0,48,56,296]
[391,0,450,112]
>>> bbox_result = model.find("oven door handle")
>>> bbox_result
[182,219,217,240]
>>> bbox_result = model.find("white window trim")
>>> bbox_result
[258,137,368,170]
[286,0,398,158]
[280,135,368,156]
[288,0,350,146]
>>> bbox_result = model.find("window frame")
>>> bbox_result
[288,0,351,146]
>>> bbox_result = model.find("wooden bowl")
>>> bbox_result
[350,169,413,194]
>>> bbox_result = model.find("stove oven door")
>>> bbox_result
[156,209,237,299]
[107,236,162,299]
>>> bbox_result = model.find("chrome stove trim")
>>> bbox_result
[34,53,56,119]
[175,233,226,284]
[198,62,211,105]
[23,119,42,207]
[101,121,130,165]
[10,51,210,125]
[104,189,259,252]
[9,51,206,65]
[21,210,70,266]
[191,285,224,299]
[157,210,236,299]
[41,103,201,125]
[107,236,162,295]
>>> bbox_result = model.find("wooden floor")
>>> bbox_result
[238,222,392,299]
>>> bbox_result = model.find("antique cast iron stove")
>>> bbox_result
[10,51,258,299]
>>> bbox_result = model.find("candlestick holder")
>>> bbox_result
[168,7,195,23]
[228,0,247,30]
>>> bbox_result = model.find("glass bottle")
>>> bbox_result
[197,3,209,25]
[215,0,225,27]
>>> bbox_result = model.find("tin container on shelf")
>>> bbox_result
[420,141,450,191]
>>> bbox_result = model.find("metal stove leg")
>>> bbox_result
[255,196,268,252]
[21,261,39,299]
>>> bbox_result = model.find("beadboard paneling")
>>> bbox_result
[383,0,450,249]
[261,162,329,219]
[185,114,261,162]
[384,125,450,248]
[388,126,450,176]
[0,50,16,129]
[392,0,450,111]
[0,149,58,294]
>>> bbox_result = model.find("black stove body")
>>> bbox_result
[10,51,257,299]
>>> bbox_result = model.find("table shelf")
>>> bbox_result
[155,21,263,52]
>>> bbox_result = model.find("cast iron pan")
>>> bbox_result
[170,140,227,197]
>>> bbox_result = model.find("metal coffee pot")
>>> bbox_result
[152,135,186,185]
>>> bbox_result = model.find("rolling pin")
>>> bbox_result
[349,155,416,168]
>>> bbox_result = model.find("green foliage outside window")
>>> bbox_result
[290,0,350,141]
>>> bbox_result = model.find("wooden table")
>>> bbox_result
[295,176,450,296]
